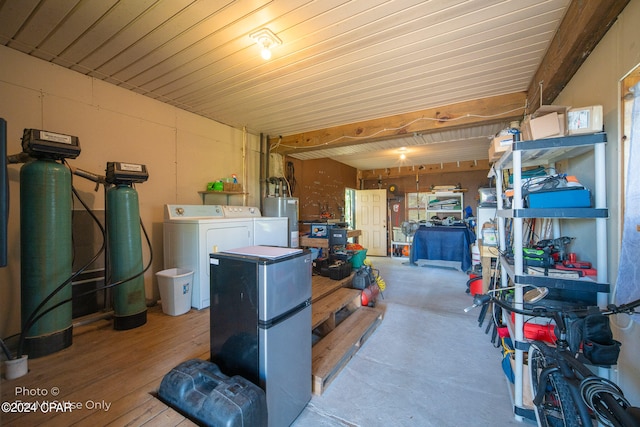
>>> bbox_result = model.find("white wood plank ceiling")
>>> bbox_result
[0,0,574,169]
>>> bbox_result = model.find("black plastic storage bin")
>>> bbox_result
[329,262,351,280]
[158,359,267,427]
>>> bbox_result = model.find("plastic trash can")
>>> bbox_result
[156,268,194,316]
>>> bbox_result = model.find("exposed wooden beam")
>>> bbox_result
[271,92,526,155]
[358,159,491,180]
[526,0,630,112]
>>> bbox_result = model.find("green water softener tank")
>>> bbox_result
[107,185,147,330]
[20,159,73,358]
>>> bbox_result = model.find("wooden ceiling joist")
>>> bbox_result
[358,159,491,180]
[271,92,526,156]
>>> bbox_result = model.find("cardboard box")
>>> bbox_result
[481,227,498,246]
[568,105,603,134]
[521,106,568,141]
[488,134,513,161]
[479,241,499,258]
[493,134,514,149]
[488,143,501,162]
[530,112,561,140]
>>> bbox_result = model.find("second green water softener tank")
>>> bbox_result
[107,184,147,330]
[20,159,73,358]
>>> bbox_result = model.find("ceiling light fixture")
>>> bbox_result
[250,28,282,60]
[398,146,407,161]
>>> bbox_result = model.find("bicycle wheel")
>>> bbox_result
[528,342,587,427]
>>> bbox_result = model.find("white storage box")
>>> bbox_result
[156,268,194,316]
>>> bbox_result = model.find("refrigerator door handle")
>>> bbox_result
[258,299,310,329]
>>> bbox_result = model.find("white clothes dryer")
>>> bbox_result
[220,205,288,247]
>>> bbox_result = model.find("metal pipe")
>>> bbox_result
[259,133,264,212]
[71,167,106,184]
[265,135,271,196]
[6,152,31,164]
[242,127,248,206]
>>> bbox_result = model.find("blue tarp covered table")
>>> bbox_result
[410,225,476,272]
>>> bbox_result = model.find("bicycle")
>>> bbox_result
[467,288,640,427]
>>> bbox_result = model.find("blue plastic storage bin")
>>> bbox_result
[527,188,591,208]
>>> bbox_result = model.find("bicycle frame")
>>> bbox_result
[530,337,639,427]
[471,292,640,427]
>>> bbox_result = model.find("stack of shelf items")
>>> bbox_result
[425,192,463,221]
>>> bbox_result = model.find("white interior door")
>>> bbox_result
[355,189,387,256]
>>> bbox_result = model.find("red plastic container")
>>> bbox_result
[468,276,483,296]
[511,312,556,343]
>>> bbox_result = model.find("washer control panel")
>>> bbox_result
[164,204,224,220]
[221,205,262,218]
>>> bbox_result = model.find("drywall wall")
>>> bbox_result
[0,45,261,338]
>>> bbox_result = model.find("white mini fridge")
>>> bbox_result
[209,246,312,427]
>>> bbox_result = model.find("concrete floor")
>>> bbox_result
[293,256,529,427]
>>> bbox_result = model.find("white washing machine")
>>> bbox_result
[163,205,288,309]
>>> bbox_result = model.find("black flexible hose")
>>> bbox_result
[0,117,7,268]
[0,337,12,360]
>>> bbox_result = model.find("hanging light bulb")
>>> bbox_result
[250,28,282,61]
[398,147,408,162]
[259,38,272,60]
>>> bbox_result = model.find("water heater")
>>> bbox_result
[263,197,299,247]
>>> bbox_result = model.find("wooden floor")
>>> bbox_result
[1,306,208,426]
[1,273,364,426]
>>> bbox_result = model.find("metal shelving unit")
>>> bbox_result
[198,190,246,205]
[490,132,609,421]
[425,192,464,221]
[390,241,411,258]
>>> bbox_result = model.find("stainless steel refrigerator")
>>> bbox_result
[209,246,312,427]
[263,196,299,247]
